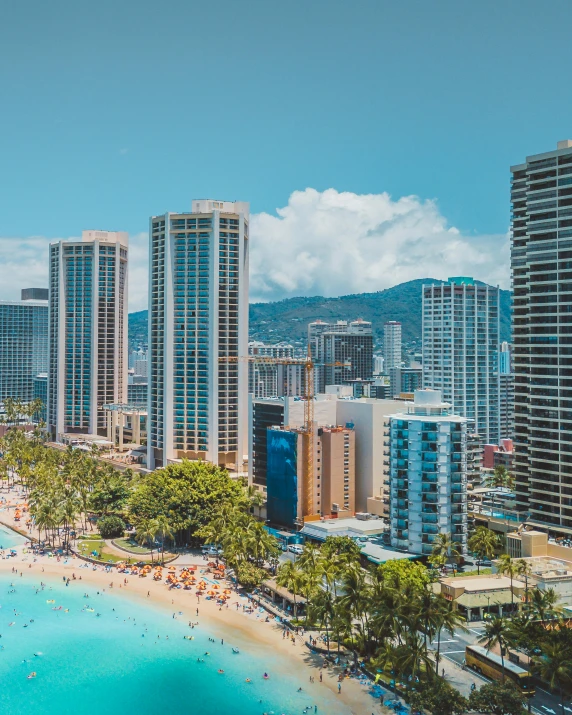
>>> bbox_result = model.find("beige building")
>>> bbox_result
[439,574,525,622]
[504,529,572,603]
[266,423,356,526]
[48,230,129,440]
[320,426,356,516]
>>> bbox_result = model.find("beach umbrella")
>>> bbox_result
[168,566,176,572]
[224,589,231,594]
[213,584,219,590]
[207,590,215,596]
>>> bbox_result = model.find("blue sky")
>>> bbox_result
[1,0,571,307]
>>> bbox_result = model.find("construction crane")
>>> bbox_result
[219,348,349,520]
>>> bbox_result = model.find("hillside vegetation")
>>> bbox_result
[128,278,511,348]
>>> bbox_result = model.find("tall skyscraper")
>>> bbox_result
[500,372,515,439]
[247,342,303,398]
[148,199,249,471]
[308,319,373,391]
[0,291,48,405]
[383,321,402,370]
[511,140,572,528]
[422,277,500,443]
[47,231,128,440]
[388,390,468,556]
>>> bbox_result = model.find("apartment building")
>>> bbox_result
[47,231,128,439]
[148,200,249,470]
[422,277,500,443]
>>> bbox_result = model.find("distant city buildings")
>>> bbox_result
[47,231,128,440]
[483,438,514,472]
[383,321,402,370]
[388,389,468,556]
[247,342,305,398]
[389,366,422,398]
[500,372,515,438]
[511,140,572,530]
[0,289,48,407]
[148,200,249,471]
[308,319,373,392]
[422,277,500,444]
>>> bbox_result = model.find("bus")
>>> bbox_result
[465,645,535,697]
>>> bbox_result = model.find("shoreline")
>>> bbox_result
[1,548,390,715]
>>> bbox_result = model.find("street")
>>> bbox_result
[434,625,571,715]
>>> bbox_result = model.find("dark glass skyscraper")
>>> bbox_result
[511,140,572,529]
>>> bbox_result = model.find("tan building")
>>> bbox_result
[266,423,356,527]
[319,426,355,516]
[504,529,572,603]
[439,574,525,622]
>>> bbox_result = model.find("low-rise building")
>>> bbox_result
[439,574,525,621]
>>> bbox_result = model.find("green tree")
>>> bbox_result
[409,679,468,715]
[479,616,511,681]
[98,515,126,539]
[529,587,562,626]
[310,588,336,655]
[533,641,572,711]
[430,532,460,570]
[433,595,467,675]
[155,514,174,563]
[90,468,130,516]
[128,460,245,541]
[376,558,430,591]
[469,680,527,715]
[276,560,305,618]
[468,526,499,574]
[136,518,158,562]
[496,554,518,610]
[321,535,362,564]
[236,561,266,590]
[516,559,532,607]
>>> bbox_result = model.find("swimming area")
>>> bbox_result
[0,523,26,550]
[0,574,353,715]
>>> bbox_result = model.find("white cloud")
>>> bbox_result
[249,188,509,302]
[0,188,509,311]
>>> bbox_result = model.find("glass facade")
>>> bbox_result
[422,279,500,443]
[0,300,48,404]
[511,142,572,528]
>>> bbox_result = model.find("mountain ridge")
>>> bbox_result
[128,278,512,348]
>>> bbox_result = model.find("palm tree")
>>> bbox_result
[276,560,305,618]
[431,532,460,570]
[533,641,572,712]
[485,465,514,516]
[155,515,174,564]
[250,490,265,520]
[311,588,336,655]
[516,558,533,607]
[496,553,518,611]
[433,595,467,675]
[529,587,562,626]
[479,616,510,681]
[468,526,498,574]
[136,518,158,562]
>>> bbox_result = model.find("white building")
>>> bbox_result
[383,321,402,370]
[247,342,302,398]
[0,291,48,405]
[389,390,468,556]
[422,278,500,444]
[47,231,128,440]
[148,200,249,471]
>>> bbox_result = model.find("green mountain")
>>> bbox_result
[128,278,512,349]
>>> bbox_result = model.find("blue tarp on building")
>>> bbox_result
[266,429,298,528]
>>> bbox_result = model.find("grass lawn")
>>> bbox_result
[113,537,155,554]
[76,539,125,564]
[454,568,492,577]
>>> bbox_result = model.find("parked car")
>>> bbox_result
[288,544,304,555]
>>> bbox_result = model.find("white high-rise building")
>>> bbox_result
[47,231,128,439]
[383,321,402,370]
[388,390,468,556]
[0,291,48,405]
[148,199,249,471]
[422,277,500,444]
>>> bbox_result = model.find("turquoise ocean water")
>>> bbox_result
[0,574,354,715]
[0,523,27,550]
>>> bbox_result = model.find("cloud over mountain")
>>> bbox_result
[0,189,509,311]
[249,188,509,302]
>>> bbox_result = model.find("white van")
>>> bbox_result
[288,544,304,555]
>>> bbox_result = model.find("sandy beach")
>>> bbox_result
[0,497,391,715]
